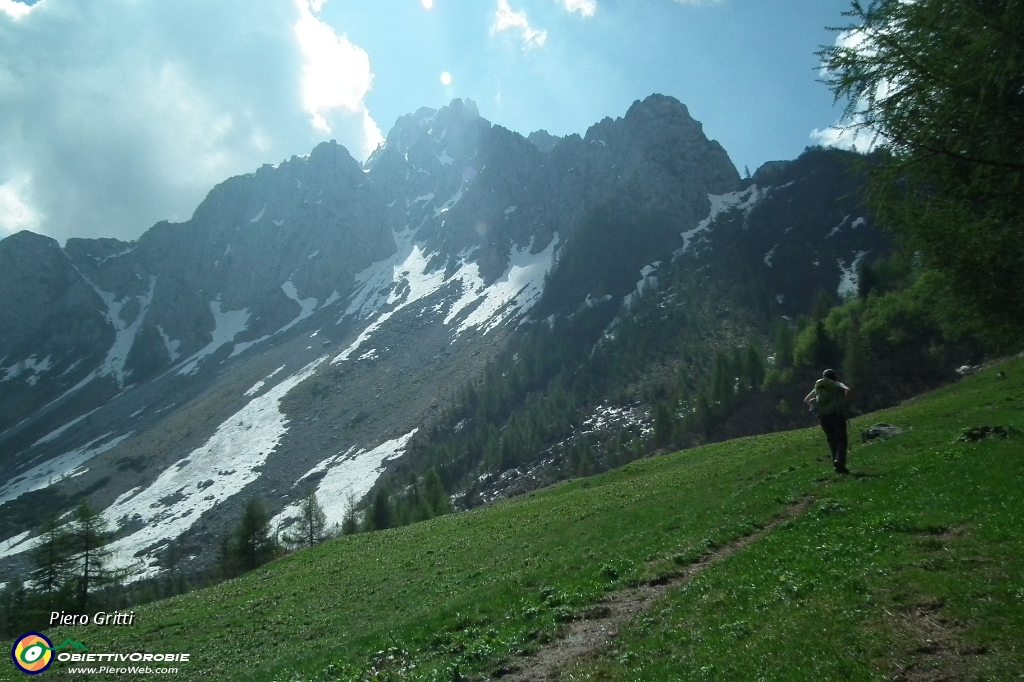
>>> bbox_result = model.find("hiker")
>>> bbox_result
[804,369,851,474]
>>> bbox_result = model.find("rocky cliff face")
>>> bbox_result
[0,96,885,580]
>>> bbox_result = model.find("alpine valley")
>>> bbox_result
[0,95,889,581]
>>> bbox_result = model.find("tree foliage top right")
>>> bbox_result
[819,0,1024,342]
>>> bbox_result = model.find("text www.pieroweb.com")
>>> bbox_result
[64,666,178,675]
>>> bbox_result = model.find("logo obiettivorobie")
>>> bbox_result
[11,632,54,675]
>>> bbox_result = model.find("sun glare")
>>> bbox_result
[421,0,434,9]
[440,71,452,86]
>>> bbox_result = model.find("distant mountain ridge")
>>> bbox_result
[0,95,885,580]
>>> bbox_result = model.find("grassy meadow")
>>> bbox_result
[5,358,1022,681]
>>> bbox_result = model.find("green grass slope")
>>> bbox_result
[6,359,1022,682]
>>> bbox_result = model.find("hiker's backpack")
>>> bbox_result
[814,378,845,416]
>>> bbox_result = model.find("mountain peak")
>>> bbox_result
[527,129,561,154]
[443,97,480,120]
[625,93,693,121]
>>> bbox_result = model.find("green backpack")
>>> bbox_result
[814,378,845,416]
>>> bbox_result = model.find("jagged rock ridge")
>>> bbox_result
[0,96,884,579]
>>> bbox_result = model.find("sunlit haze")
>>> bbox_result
[0,0,853,244]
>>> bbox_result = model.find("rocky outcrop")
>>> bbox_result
[0,232,115,433]
[530,95,742,314]
[689,147,886,315]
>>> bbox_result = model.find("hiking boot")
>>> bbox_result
[835,466,850,475]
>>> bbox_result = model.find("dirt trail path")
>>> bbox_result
[495,498,813,681]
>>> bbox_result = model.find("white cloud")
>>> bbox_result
[810,29,883,154]
[809,123,880,153]
[556,0,596,16]
[294,0,382,155]
[0,0,382,244]
[0,173,41,236]
[0,0,33,20]
[492,0,548,50]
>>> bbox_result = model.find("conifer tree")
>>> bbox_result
[820,0,1024,327]
[654,402,674,447]
[216,534,236,578]
[231,498,277,572]
[577,445,593,477]
[0,578,28,637]
[30,514,73,599]
[711,350,733,405]
[423,468,452,517]
[282,492,329,549]
[842,322,867,404]
[341,494,360,535]
[369,486,395,531]
[65,501,115,610]
[744,345,765,391]
[812,290,833,321]
[731,347,746,394]
[693,387,711,436]
[774,320,795,369]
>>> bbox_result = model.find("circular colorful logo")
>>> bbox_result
[11,632,54,675]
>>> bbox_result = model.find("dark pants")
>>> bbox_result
[819,413,848,470]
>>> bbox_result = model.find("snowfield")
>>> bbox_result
[0,432,133,507]
[177,301,252,375]
[272,429,419,530]
[334,231,559,364]
[678,185,763,256]
[837,250,869,298]
[100,356,326,579]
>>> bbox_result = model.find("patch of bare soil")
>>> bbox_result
[888,598,990,682]
[493,498,813,681]
[882,525,988,682]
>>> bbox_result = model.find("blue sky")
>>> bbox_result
[0,0,854,243]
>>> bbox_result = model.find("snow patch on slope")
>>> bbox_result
[2,355,53,382]
[96,245,136,265]
[837,251,869,298]
[278,281,319,334]
[272,429,418,529]
[243,365,286,397]
[333,231,445,363]
[0,531,33,561]
[826,215,849,238]
[444,237,560,335]
[677,185,763,256]
[335,232,559,364]
[177,302,252,375]
[409,192,434,207]
[32,408,101,447]
[623,261,661,308]
[157,326,182,363]
[35,274,156,394]
[0,432,133,507]
[433,187,464,218]
[225,279,320,359]
[579,403,649,437]
[87,276,157,387]
[103,356,327,579]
